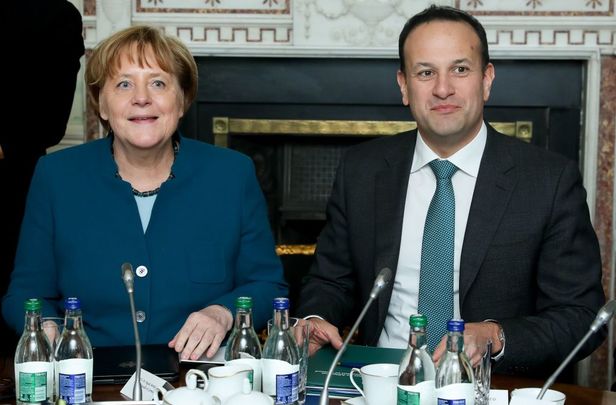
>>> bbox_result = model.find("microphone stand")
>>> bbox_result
[122,263,143,401]
[537,299,616,400]
[319,268,392,405]
[127,286,143,400]
[537,328,592,400]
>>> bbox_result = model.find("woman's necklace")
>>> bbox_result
[113,138,179,197]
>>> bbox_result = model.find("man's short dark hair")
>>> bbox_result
[398,5,490,73]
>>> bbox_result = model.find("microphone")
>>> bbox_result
[122,262,134,293]
[121,262,142,400]
[319,267,393,405]
[369,267,392,299]
[589,299,616,332]
[537,299,615,400]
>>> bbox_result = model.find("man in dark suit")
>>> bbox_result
[0,0,84,353]
[296,5,605,377]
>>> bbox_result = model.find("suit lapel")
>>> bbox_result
[373,131,416,335]
[459,127,517,306]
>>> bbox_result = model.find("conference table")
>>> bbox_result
[1,356,613,404]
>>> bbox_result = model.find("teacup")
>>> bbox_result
[510,387,566,405]
[225,357,262,392]
[207,364,253,404]
[349,363,398,405]
[157,369,219,405]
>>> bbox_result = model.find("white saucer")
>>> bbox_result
[342,397,366,405]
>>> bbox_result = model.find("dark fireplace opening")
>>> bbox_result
[228,133,376,241]
[179,56,583,308]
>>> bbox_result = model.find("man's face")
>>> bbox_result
[397,20,495,156]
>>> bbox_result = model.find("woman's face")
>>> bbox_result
[99,45,184,150]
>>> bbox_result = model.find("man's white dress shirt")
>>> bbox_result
[377,123,487,348]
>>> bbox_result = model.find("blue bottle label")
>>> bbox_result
[59,372,86,404]
[275,370,299,404]
[438,400,466,405]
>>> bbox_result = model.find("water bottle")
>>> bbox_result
[225,296,263,390]
[14,298,54,404]
[435,319,475,405]
[54,297,93,404]
[397,314,436,405]
[225,296,262,360]
[262,297,300,405]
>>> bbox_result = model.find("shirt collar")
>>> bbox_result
[411,122,487,178]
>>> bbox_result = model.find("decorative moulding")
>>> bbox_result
[81,1,614,56]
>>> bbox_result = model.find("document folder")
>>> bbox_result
[92,344,179,384]
[305,344,405,398]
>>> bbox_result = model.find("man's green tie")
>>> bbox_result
[418,159,459,352]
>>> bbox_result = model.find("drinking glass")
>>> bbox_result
[42,316,64,352]
[464,334,492,405]
[267,317,310,404]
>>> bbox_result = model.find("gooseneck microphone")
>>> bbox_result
[537,299,616,400]
[319,267,393,405]
[122,262,142,401]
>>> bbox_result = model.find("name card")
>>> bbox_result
[121,368,170,400]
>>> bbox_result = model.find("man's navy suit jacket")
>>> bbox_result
[297,124,605,377]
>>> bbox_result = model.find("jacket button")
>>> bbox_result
[136,265,148,277]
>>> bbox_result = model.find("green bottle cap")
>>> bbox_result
[24,298,42,311]
[235,296,253,309]
[409,314,427,328]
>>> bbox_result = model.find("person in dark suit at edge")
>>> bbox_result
[295,5,606,378]
[0,1,84,353]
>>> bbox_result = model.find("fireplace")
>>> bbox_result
[180,56,583,238]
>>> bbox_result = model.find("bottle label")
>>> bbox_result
[15,361,53,402]
[398,380,435,405]
[261,358,300,403]
[397,386,420,405]
[58,372,86,403]
[275,370,299,404]
[436,382,474,405]
[17,371,48,402]
[437,400,466,405]
[56,358,93,404]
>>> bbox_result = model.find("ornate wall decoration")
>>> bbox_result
[295,0,421,46]
[80,1,615,52]
[135,0,290,14]
[131,0,293,46]
[293,0,615,51]
[175,25,292,44]
[457,0,613,15]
